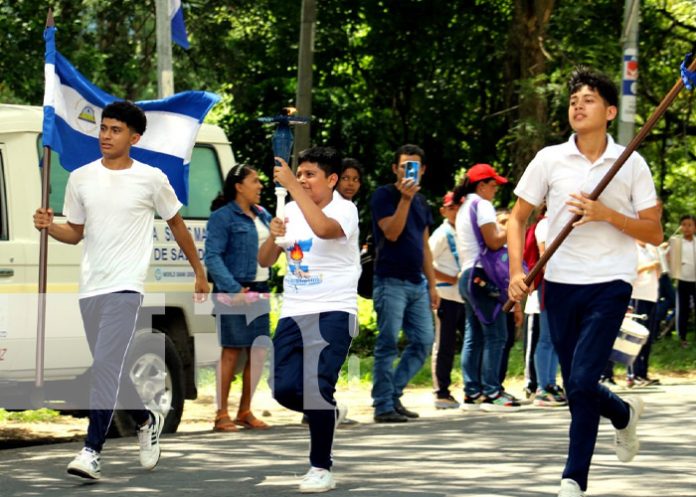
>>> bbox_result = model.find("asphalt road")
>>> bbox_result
[1,383,695,497]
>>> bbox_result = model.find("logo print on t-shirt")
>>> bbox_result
[288,239,312,278]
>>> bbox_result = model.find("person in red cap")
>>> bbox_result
[452,164,522,412]
[428,191,466,409]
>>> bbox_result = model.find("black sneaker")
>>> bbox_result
[374,410,408,423]
[394,399,419,418]
[434,395,460,409]
[547,384,567,403]
[462,393,484,411]
[523,385,537,400]
[480,391,521,412]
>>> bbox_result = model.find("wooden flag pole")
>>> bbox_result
[503,54,696,313]
[35,8,55,388]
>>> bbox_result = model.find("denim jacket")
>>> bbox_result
[204,201,272,294]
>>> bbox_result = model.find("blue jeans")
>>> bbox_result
[535,309,560,388]
[545,280,632,492]
[371,276,434,415]
[458,268,507,398]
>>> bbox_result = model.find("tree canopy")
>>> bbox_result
[1,0,694,233]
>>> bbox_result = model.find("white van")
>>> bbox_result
[0,104,233,435]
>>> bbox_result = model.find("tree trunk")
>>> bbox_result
[505,0,555,186]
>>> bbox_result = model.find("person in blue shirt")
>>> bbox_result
[370,144,439,423]
[205,164,272,432]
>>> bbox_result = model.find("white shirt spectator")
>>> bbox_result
[679,238,696,282]
[631,243,660,303]
[455,193,497,271]
[429,220,464,303]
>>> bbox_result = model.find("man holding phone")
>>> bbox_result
[370,144,439,423]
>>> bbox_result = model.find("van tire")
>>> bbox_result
[109,331,185,437]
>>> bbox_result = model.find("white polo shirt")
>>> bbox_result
[514,134,657,285]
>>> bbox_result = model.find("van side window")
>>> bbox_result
[48,150,70,215]
[0,150,7,240]
[36,139,222,220]
[179,145,223,220]
[35,139,69,216]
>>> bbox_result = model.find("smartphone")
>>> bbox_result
[404,160,420,185]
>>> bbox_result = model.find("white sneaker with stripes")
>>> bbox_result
[67,447,101,480]
[138,411,164,470]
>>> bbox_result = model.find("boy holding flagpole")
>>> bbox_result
[507,67,662,497]
[33,101,209,480]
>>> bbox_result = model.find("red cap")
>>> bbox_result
[442,191,455,207]
[466,163,508,184]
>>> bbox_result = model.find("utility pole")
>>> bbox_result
[293,0,316,165]
[618,0,640,146]
[156,0,175,98]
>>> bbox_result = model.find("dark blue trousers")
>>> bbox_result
[629,298,657,379]
[545,280,632,491]
[676,280,696,341]
[80,292,150,452]
[272,312,354,470]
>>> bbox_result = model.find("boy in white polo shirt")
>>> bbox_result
[507,68,662,497]
[258,146,359,493]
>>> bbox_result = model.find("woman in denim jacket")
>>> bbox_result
[205,164,272,432]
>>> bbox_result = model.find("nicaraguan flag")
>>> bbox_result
[170,0,190,49]
[42,26,218,204]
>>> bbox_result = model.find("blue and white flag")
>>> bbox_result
[42,26,218,204]
[170,0,190,49]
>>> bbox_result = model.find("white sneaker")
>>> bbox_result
[67,447,101,480]
[615,396,644,462]
[558,478,585,497]
[336,404,348,425]
[299,467,336,493]
[138,411,164,470]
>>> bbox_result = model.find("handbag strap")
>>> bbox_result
[444,225,461,270]
[468,198,487,252]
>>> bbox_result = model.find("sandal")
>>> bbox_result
[213,410,238,432]
[234,410,270,430]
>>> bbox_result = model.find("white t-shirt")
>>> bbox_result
[535,217,548,246]
[524,218,549,315]
[63,159,182,297]
[429,220,464,303]
[514,134,657,284]
[278,190,360,317]
[631,243,659,302]
[455,193,498,270]
[253,216,270,282]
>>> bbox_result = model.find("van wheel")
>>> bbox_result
[109,331,185,437]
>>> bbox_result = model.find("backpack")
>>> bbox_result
[523,218,544,291]
[357,234,375,299]
[466,198,514,324]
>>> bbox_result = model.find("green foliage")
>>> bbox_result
[351,297,378,356]
[1,1,694,264]
[0,408,61,422]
